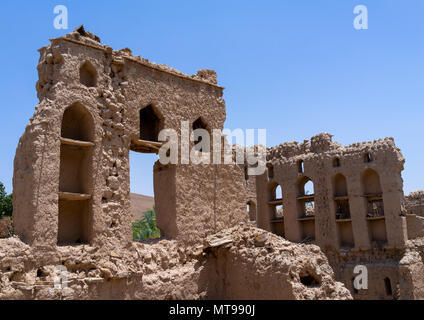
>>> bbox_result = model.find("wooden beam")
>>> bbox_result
[59,192,92,201]
[268,199,283,206]
[60,137,94,148]
[130,139,165,154]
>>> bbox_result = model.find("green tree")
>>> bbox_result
[132,207,160,240]
[0,182,12,218]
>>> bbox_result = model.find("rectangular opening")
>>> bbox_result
[384,278,393,296]
[270,203,284,237]
[130,151,161,241]
[366,198,384,218]
[368,218,387,244]
[271,220,285,237]
[59,144,92,194]
[140,105,161,142]
[297,195,315,242]
[337,220,354,248]
[268,165,274,179]
[335,199,350,220]
[300,219,315,242]
[274,204,283,219]
[58,199,91,245]
[298,199,315,218]
[247,201,256,222]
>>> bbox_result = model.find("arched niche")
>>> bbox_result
[140,104,163,142]
[296,176,315,242]
[61,102,94,142]
[362,168,382,195]
[192,117,210,152]
[79,61,97,88]
[334,173,348,197]
[298,176,314,197]
[58,103,94,245]
[266,182,284,237]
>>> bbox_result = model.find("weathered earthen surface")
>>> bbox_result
[405,191,424,217]
[204,225,351,300]
[256,133,424,299]
[13,26,244,249]
[8,26,424,300]
[0,217,12,238]
[0,225,351,300]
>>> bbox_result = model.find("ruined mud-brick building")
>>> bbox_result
[0,27,423,300]
[255,133,424,299]
[12,25,247,249]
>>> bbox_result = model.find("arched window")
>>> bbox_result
[140,105,162,142]
[275,185,282,200]
[364,152,373,163]
[267,182,284,237]
[362,168,382,195]
[79,61,97,87]
[297,176,315,242]
[298,176,314,197]
[247,201,256,222]
[297,176,315,217]
[384,277,392,296]
[273,185,283,218]
[333,157,341,168]
[362,168,384,218]
[61,102,94,142]
[268,163,274,179]
[334,173,348,197]
[192,117,208,131]
[192,117,209,152]
[334,174,351,220]
[58,103,94,245]
[298,160,305,173]
[362,168,387,243]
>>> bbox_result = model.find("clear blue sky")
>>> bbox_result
[0,0,423,197]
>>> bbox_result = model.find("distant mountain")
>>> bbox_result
[130,193,155,220]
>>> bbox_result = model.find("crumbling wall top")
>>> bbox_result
[267,133,403,166]
[45,25,223,88]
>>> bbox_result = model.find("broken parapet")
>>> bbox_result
[55,25,222,88]
[405,191,424,217]
[268,133,403,167]
[193,69,218,85]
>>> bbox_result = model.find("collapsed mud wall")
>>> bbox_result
[204,225,351,300]
[0,225,351,300]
